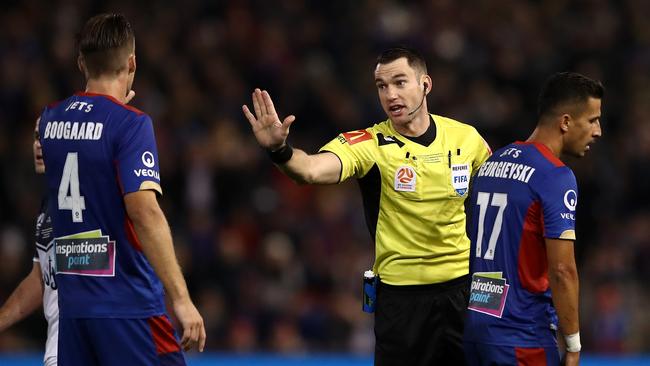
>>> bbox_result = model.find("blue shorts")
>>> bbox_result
[58,315,186,366]
[464,341,560,366]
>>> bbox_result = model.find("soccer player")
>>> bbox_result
[38,13,204,365]
[243,47,491,365]
[0,118,58,366]
[463,72,603,366]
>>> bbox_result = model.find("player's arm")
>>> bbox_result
[124,190,206,352]
[242,89,342,184]
[546,238,580,365]
[0,263,43,332]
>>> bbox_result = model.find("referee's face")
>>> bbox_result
[375,58,426,126]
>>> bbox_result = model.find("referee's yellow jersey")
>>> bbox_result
[320,114,491,285]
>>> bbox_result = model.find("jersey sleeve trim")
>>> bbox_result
[557,230,576,240]
[319,150,343,183]
[139,181,163,195]
[341,129,372,145]
[75,91,145,115]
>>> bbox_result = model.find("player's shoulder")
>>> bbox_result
[334,120,388,147]
[434,114,487,149]
[41,95,74,115]
[513,142,576,183]
[79,92,146,116]
[43,92,150,121]
[513,142,566,169]
[433,114,480,134]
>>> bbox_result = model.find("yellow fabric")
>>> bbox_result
[139,181,162,195]
[558,230,576,240]
[320,114,491,285]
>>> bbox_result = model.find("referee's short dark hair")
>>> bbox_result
[77,13,135,78]
[538,72,604,119]
[376,47,427,76]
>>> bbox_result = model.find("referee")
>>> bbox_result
[243,47,491,365]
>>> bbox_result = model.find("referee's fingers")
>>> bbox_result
[282,115,296,132]
[261,90,277,117]
[252,89,263,118]
[242,105,257,126]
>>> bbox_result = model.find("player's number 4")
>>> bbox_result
[475,192,508,260]
[58,152,86,223]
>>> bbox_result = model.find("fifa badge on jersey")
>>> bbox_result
[394,166,416,192]
[468,272,510,318]
[451,163,470,196]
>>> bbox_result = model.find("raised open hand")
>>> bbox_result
[242,89,296,150]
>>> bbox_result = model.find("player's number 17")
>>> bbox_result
[475,192,508,260]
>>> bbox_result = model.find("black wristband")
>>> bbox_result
[267,144,293,164]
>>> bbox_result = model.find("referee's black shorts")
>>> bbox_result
[374,274,470,366]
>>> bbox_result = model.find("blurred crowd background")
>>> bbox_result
[1,0,648,356]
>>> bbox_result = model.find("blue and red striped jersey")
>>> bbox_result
[39,92,165,318]
[463,141,578,347]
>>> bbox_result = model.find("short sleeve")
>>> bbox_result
[538,167,578,240]
[319,129,376,182]
[115,115,162,195]
[471,130,492,174]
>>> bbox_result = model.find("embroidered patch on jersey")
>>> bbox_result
[342,129,372,145]
[451,163,470,196]
[55,229,116,277]
[468,272,509,318]
[394,166,416,192]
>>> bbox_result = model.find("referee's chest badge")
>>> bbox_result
[394,166,416,192]
[451,163,470,196]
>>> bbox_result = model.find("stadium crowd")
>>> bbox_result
[1,0,648,354]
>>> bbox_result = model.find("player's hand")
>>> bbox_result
[172,298,206,352]
[242,88,296,151]
[563,351,580,366]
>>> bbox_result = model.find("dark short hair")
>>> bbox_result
[538,72,604,119]
[376,47,427,75]
[77,13,134,78]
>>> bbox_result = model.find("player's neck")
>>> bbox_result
[84,77,129,104]
[526,127,562,158]
[394,110,430,137]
